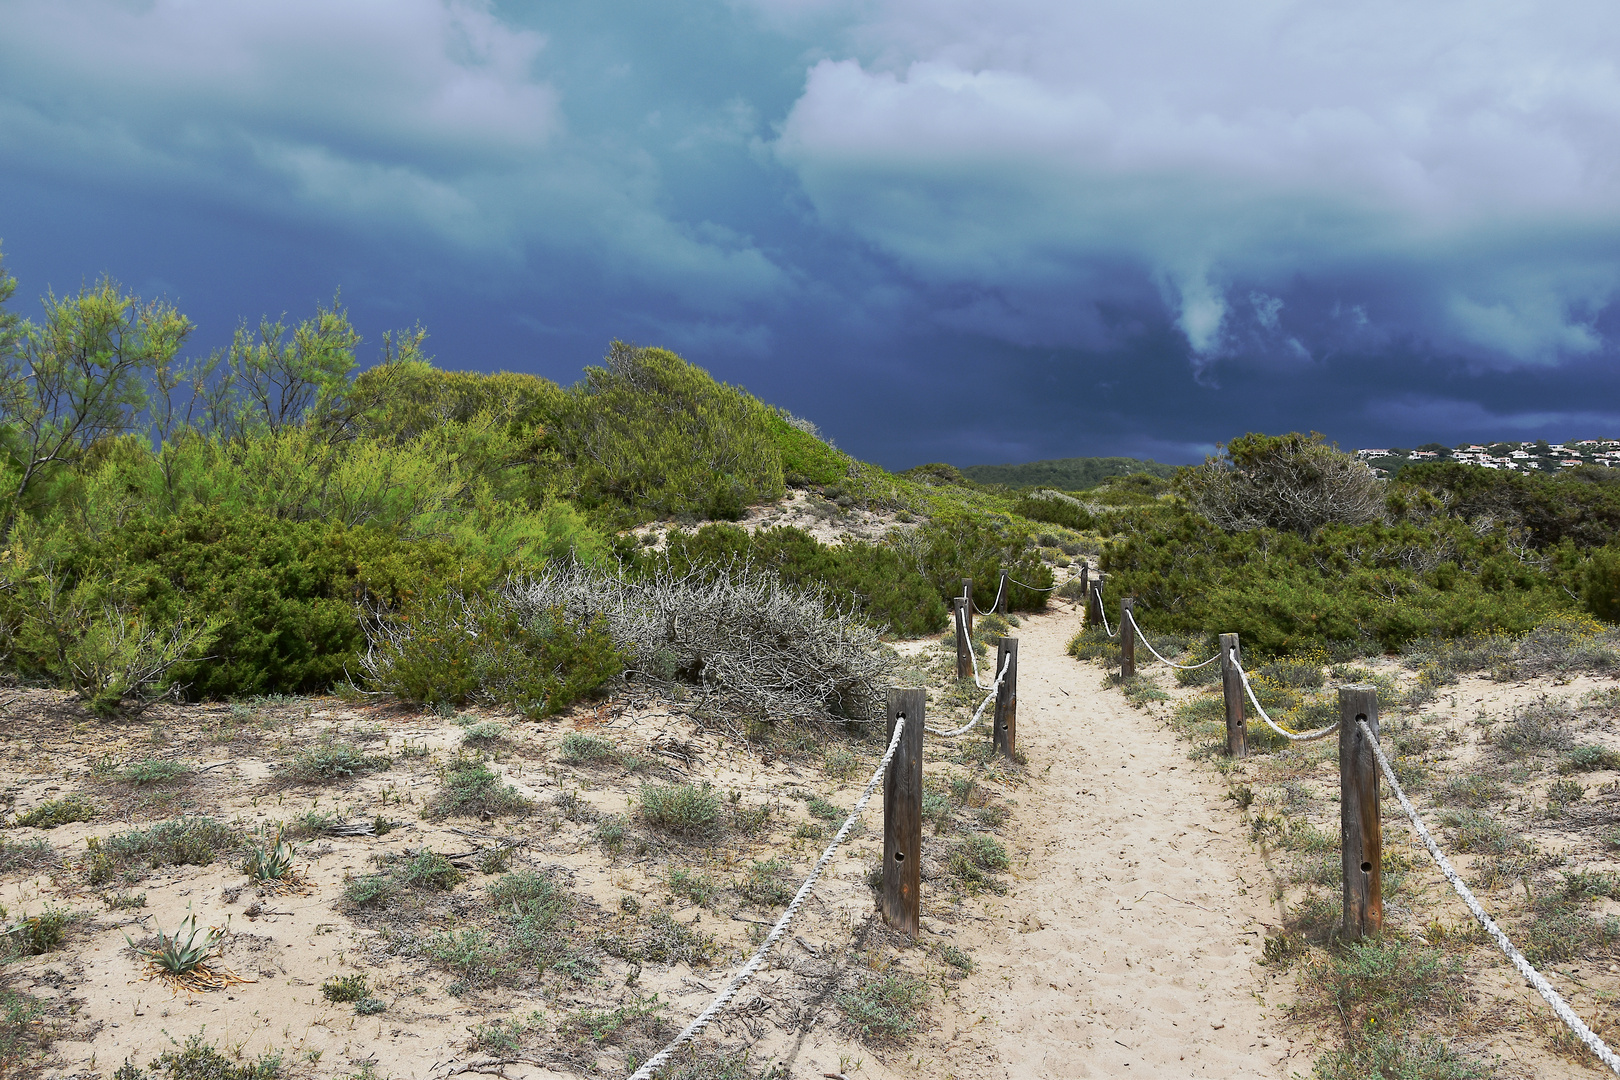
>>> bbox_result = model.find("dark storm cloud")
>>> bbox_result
[1,0,1617,470]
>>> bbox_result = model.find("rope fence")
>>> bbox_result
[1360,718,1620,1074]
[629,712,911,1080]
[1085,563,1618,1067]
[928,652,1011,738]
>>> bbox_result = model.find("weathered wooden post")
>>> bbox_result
[1219,632,1247,759]
[883,687,925,936]
[1079,566,1091,621]
[993,637,1019,759]
[1088,576,1104,629]
[1339,685,1383,942]
[1120,596,1136,679]
[961,578,974,635]
[996,568,1010,616]
[953,598,972,681]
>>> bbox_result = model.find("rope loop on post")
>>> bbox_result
[927,653,1012,737]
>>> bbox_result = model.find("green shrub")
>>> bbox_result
[283,740,386,783]
[1437,774,1506,808]
[836,972,928,1042]
[1561,745,1620,773]
[1011,493,1096,532]
[765,410,848,486]
[397,849,463,891]
[638,782,723,839]
[89,817,238,880]
[548,343,785,520]
[148,1033,283,1080]
[429,758,533,819]
[342,875,398,907]
[737,859,794,907]
[559,732,617,765]
[1309,1033,1491,1080]
[915,512,1052,613]
[321,973,369,1003]
[14,795,96,829]
[365,590,624,718]
[3,908,72,957]
[949,834,1010,892]
[659,523,946,636]
[116,758,192,786]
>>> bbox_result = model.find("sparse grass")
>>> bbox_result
[1546,777,1585,809]
[559,732,617,765]
[115,758,192,786]
[1309,1033,1491,1080]
[429,757,533,819]
[804,796,840,821]
[1493,695,1575,756]
[638,781,723,839]
[87,816,239,882]
[938,944,975,972]
[0,836,54,872]
[461,720,509,744]
[736,859,793,907]
[1560,744,1620,773]
[557,993,666,1046]
[666,867,721,908]
[0,986,45,1076]
[837,972,928,1042]
[948,834,1009,893]
[478,847,512,875]
[598,908,716,967]
[342,874,399,907]
[321,973,370,1003]
[14,794,96,829]
[1436,775,1506,809]
[822,747,860,781]
[469,1011,543,1053]
[1293,939,1467,1034]
[416,869,582,990]
[283,740,387,783]
[147,1033,283,1080]
[595,814,627,853]
[1440,811,1519,856]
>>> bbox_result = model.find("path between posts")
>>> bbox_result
[921,606,1297,1079]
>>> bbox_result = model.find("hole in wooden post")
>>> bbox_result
[1361,862,1372,873]
[893,851,906,863]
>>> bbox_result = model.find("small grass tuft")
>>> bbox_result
[837,972,928,1042]
[115,758,192,786]
[638,781,724,839]
[283,741,387,783]
[558,732,617,764]
[321,973,370,1003]
[14,795,96,829]
[430,757,532,819]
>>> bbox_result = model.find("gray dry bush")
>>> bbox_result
[501,563,895,732]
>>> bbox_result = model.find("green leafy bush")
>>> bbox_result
[638,782,723,839]
[547,342,784,520]
[659,523,946,636]
[364,589,624,718]
[14,795,96,829]
[1012,492,1096,532]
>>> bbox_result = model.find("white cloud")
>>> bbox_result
[0,0,787,310]
[770,0,1620,363]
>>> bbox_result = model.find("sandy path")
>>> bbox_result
[926,606,1300,1078]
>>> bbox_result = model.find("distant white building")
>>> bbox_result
[1356,449,1391,458]
[1510,450,1531,459]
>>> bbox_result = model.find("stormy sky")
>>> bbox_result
[2,0,1618,468]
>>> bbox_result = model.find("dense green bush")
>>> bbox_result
[914,512,1052,613]
[1011,492,1096,531]
[764,410,848,486]
[365,589,625,718]
[546,342,784,521]
[659,523,946,636]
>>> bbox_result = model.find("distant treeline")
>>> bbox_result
[960,455,1179,491]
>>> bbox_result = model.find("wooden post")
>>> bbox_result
[1079,566,1091,621]
[961,578,974,635]
[1120,596,1136,679]
[993,637,1019,759]
[996,568,1010,615]
[883,687,925,937]
[1088,576,1104,629]
[953,598,972,681]
[1219,632,1247,759]
[1339,685,1383,942]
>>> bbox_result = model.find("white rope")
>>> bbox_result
[1358,719,1620,1075]
[972,577,1005,616]
[927,653,1011,737]
[1123,609,1220,671]
[1008,577,1058,592]
[628,715,909,1080]
[1094,587,1117,638]
[1232,653,1340,742]
[955,605,992,690]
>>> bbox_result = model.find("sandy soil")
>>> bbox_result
[911,605,1296,1079]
